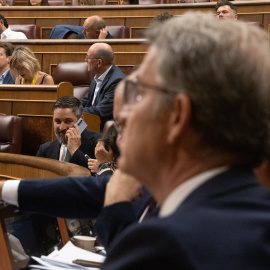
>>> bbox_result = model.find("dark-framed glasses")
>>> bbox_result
[123,79,177,105]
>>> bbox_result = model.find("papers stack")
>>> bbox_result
[29,241,105,270]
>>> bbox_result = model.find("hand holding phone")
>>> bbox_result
[75,118,87,134]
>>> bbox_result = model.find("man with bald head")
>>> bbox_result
[49,15,114,39]
[81,15,113,39]
[81,42,125,128]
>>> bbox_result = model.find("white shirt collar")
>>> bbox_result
[94,65,112,84]
[159,166,229,218]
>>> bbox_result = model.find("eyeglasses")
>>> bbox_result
[85,55,98,61]
[123,79,177,105]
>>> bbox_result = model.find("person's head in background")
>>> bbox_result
[151,11,173,24]
[28,0,49,5]
[82,15,107,39]
[0,42,14,75]
[10,46,54,85]
[0,13,9,35]
[120,0,138,5]
[85,42,114,77]
[52,96,84,144]
[0,0,9,6]
[216,0,237,20]
[99,122,120,164]
[10,46,40,82]
[78,0,97,5]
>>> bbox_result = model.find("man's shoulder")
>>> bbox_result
[39,140,60,151]
[108,65,126,81]
[81,129,102,141]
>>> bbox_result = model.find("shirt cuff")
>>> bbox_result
[2,180,20,206]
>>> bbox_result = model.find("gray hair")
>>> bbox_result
[146,12,270,165]
[52,96,83,118]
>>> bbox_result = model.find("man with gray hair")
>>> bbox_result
[2,12,270,269]
[81,42,125,128]
[97,12,270,268]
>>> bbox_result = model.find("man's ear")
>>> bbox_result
[167,93,192,144]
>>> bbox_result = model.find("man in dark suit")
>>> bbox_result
[3,13,270,269]
[0,42,15,84]
[37,96,101,168]
[81,42,125,128]
[97,13,270,269]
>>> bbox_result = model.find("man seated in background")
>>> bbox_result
[37,96,101,168]
[49,15,114,39]
[3,11,270,269]
[81,43,126,129]
[0,14,27,39]
[216,0,237,20]
[0,42,15,84]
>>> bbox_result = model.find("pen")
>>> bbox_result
[72,259,102,268]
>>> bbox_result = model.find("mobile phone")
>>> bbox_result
[85,154,90,160]
[75,118,87,134]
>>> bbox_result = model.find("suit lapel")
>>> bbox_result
[87,80,97,106]
[49,140,62,160]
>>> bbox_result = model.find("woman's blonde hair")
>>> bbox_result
[10,46,41,79]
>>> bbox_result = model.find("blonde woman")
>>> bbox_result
[10,46,54,85]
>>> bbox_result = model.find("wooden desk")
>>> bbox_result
[10,39,147,75]
[0,153,90,270]
[2,1,270,31]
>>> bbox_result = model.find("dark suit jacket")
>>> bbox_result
[101,168,270,270]
[81,65,126,128]
[18,175,110,219]
[36,129,101,168]
[95,188,151,249]
[3,69,15,84]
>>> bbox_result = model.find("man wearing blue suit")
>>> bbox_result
[0,42,15,84]
[81,42,125,129]
[2,13,270,269]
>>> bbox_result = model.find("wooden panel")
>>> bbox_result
[0,102,12,115]
[130,27,147,38]
[10,40,147,74]
[19,114,53,156]
[83,112,101,132]
[12,101,54,115]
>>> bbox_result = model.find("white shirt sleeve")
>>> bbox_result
[2,180,21,206]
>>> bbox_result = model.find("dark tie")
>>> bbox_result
[64,150,71,162]
[143,197,157,220]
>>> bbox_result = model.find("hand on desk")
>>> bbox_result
[66,125,81,156]
[104,170,142,207]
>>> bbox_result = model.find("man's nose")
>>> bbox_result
[58,122,67,131]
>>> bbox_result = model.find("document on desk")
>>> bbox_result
[29,241,105,270]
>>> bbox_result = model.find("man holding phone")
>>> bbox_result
[37,96,101,168]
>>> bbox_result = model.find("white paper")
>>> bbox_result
[29,241,105,270]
